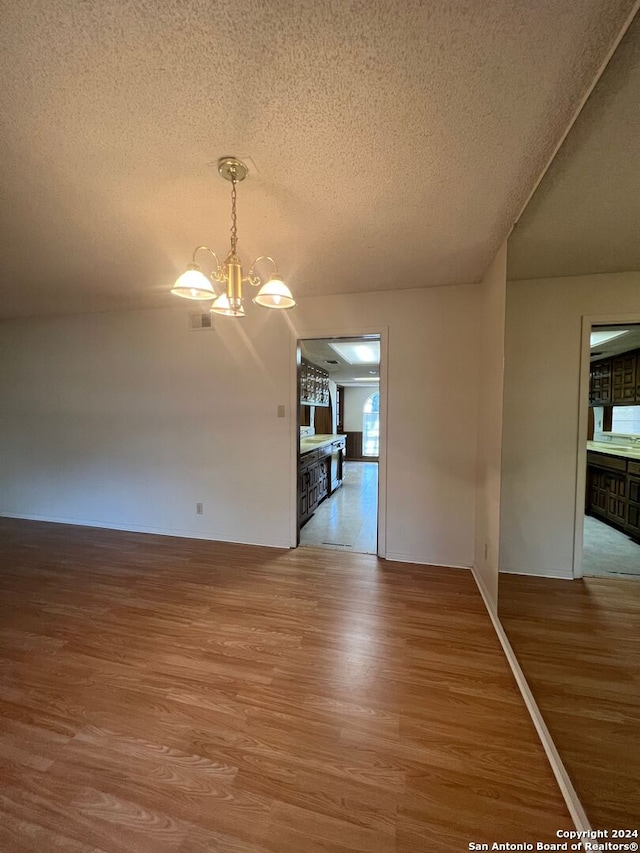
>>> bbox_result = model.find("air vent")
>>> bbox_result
[189,313,214,331]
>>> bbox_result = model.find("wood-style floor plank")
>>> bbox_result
[499,572,640,828]
[0,518,572,851]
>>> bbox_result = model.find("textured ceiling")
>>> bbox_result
[508,11,640,280]
[0,0,637,318]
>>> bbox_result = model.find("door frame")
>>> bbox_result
[290,325,388,558]
[573,311,640,578]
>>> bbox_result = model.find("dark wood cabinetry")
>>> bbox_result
[299,447,331,526]
[626,474,640,537]
[590,348,640,406]
[586,451,640,539]
[589,360,612,406]
[300,359,330,407]
[612,354,636,403]
[298,436,346,527]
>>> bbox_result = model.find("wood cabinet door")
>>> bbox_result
[589,359,612,406]
[588,468,608,517]
[605,472,627,525]
[612,354,636,403]
[626,476,640,538]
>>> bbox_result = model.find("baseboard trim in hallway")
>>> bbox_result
[471,566,591,837]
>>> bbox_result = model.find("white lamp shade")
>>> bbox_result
[253,277,295,309]
[210,292,245,317]
[171,268,216,300]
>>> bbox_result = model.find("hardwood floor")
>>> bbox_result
[499,573,640,828]
[0,518,571,852]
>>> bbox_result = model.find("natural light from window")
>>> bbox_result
[611,406,640,434]
[362,392,380,457]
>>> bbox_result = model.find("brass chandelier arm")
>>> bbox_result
[191,245,223,270]
[190,245,229,285]
[245,255,279,287]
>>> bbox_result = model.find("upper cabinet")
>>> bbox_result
[612,353,636,403]
[300,358,330,407]
[590,349,640,406]
[590,359,612,406]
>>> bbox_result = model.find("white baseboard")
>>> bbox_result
[384,551,471,570]
[499,565,574,580]
[0,512,291,550]
[471,565,591,836]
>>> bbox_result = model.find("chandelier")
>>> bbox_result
[170,157,295,317]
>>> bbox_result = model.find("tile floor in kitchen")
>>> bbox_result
[583,513,640,577]
[300,461,378,554]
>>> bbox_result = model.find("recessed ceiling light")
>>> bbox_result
[352,377,379,381]
[590,329,630,347]
[329,341,380,364]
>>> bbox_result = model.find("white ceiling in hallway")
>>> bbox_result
[301,338,380,386]
[0,0,636,318]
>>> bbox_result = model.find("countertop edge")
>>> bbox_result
[587,441,640,461]
[299,434,346,455]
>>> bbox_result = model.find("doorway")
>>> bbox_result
[578,319,640,578]
[296,335,382,555]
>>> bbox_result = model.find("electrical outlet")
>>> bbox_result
[277,404,285,418]
[196,503,203,515]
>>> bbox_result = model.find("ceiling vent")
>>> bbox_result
[188,313,215,331]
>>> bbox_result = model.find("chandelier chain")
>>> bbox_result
[230,174,238,254]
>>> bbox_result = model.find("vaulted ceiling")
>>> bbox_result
[0,0,637,318]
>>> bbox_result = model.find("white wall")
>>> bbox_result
[343,385,379,431]
[0,283,480,568]
[0,308,294,547]
[293,286,479,566]
[500,270,640,577]
[473,243,507,610]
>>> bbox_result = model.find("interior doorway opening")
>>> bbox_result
[296,335,381,555]
[582,321,640,578]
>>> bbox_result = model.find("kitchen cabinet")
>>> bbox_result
[589,347,640,406]
[300,359,330,407]
[587,464,626,527]
[586,451,635,537]
[626,474,640,538]
[299,446,331,526]
[298,435,346,526]
[612,354,636,403]
[589,360,612,406]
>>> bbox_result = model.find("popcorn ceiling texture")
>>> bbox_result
[0,0,635,317]
[509,11,640,281]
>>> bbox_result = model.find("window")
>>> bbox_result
[362,392,380,457]
[611,406,640,434]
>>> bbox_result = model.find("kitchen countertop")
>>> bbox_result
[300,433,346,455]
[587,441,640,460]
